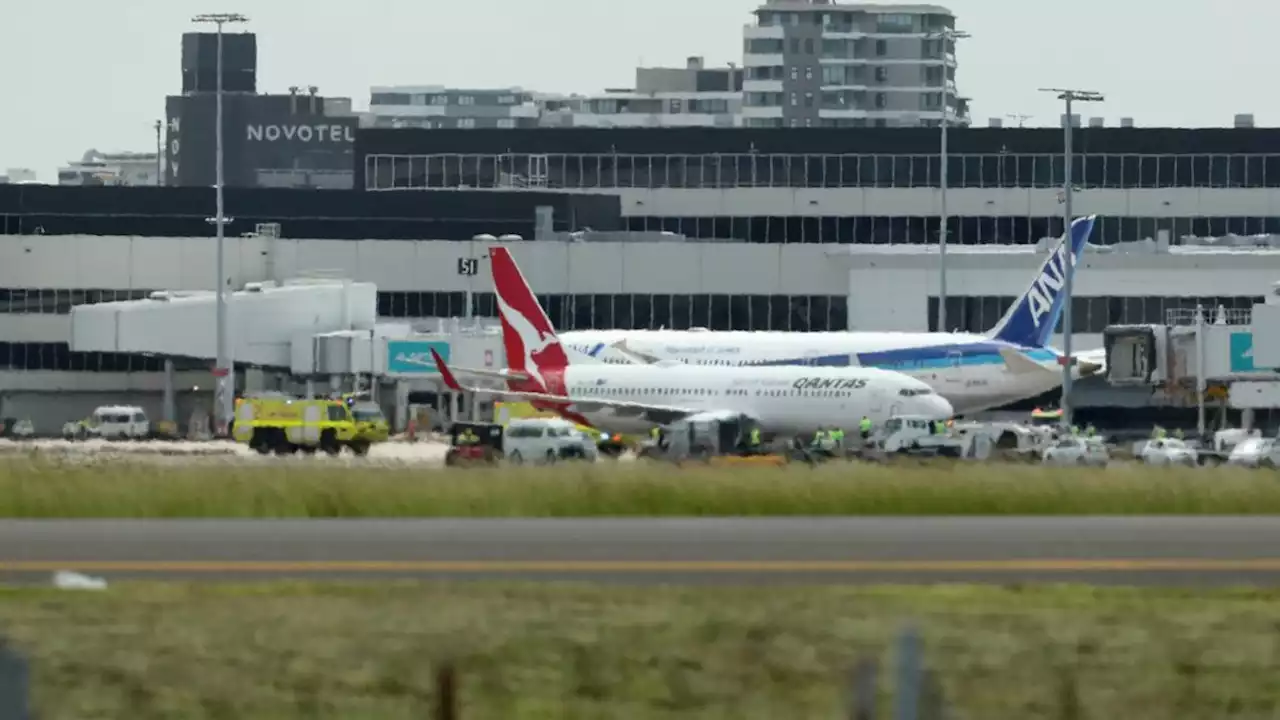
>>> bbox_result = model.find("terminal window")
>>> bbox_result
[927,295,1263,334]
[364,153,1280,192]
[377,291,849,332]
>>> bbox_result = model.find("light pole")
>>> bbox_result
[933,28,968,333]
[1038,87,1104,429]
[153,120,163,185]
[193,12,248,435]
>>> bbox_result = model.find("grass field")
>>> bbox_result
[1,456,1279,517]
[2,582,1279,718]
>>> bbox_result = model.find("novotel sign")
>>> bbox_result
[245,124,355,143]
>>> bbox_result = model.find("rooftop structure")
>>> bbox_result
[742,0,968,128]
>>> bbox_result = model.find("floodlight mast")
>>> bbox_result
[929,28,969,333]
[1037,87,1105,429]
[192,12,248,435]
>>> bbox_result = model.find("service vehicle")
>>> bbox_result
[640,412,785,465]
[1041,435,1110,467]
[1227,437,1280,468]
[444,422,504,466]
[877,415,966,457]
[62,405,150,441]
[231,392,390,456]
[503,417,597,464]
[1028,407,1064,429]
[1139,437,1199,466]
[1193,428,1261,466]
[980,421,1056,459]
[594,430,630,458]
[0,418,34,439]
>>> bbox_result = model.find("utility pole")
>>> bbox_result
[193,12,248,435]
[153,120,163,185]
[1038,87,1104,429]
[932,28,968,333]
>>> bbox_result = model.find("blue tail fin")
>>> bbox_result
[986,215,1096,348]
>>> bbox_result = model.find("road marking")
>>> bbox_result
[1,559,1280,573]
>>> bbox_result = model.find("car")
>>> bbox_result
[1041,436,1110,466]
[1227,437,1280,468]
[63,405,150,441]
[1139,437,1198,466]
[503,418,598,464]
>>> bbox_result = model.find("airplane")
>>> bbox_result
[556,215,1102,416]
[427,247,955,437]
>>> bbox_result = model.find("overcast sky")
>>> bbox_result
[2,0,1271,179]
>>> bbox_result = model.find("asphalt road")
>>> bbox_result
[4,517,1280,585]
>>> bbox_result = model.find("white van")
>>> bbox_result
[503,418,597,464]
[64,405,151,441]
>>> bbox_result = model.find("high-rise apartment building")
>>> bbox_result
[742,0,969,128]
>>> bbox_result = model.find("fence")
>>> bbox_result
[0,626,954,719]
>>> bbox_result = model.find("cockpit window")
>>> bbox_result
[898,388,933,397]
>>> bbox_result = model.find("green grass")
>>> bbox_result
[2,582,1279,718]
[0,456,1279,517]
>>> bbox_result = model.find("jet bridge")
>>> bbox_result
[70,279,379,368]
[1098,292,1280,424]
[69,279,508,431]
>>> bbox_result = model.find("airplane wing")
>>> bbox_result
[431,349,703,426]
[610,339,661,364]
[431,364,532,384]
[998,347,1055,375]
[1075,349,1106,377]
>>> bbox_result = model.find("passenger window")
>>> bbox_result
[328,406,347,421]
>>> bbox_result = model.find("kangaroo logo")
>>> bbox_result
[494,291,556,388]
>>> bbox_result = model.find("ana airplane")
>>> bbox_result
[429,246,954,436]
[557,215,1101,415]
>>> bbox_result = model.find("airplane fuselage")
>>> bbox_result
[559,330,1067,415]
[539,363,953,435]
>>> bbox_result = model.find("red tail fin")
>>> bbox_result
[488,247,570,393]
[430,349,464,392]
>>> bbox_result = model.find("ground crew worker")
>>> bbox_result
[1153,426,1167,440]
[1070,424,1080,436]
[748,425,762,454]
[1174,428,1185,440]
[810,427,826,448]
[831,427,844,451]
[459,427,479,445]
[934,419,946,436]
[859,416,873,441]
[650,426,661,442]
[812,427,834,455]
[1085,424,1097,437]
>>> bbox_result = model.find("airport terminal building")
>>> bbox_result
[3,125,1280,429]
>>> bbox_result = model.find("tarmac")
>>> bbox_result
[4,517,1280,586]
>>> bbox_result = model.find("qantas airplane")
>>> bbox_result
[558,215,1102,415]
[429,247,954,436]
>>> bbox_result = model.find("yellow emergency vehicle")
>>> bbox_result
[232,392,390,456]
